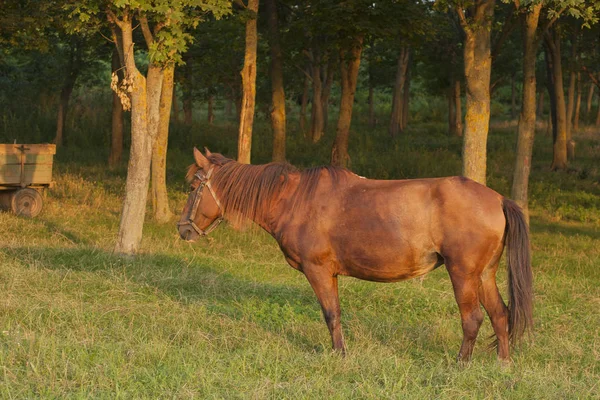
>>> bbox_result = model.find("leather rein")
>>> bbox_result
[177,166,224,236]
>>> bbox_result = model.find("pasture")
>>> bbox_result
[1,120,599,398]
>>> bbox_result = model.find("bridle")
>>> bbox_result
[177,166,224,236]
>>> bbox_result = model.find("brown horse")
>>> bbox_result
[178,148,533,362]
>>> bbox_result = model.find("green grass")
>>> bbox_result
[1,116,599,398]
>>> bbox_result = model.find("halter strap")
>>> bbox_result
[177,166,224,237]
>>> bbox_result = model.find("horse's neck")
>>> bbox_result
[253,172,302,237]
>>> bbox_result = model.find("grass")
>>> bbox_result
[1,112,599,398]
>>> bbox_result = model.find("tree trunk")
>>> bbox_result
[545,30,568,170]
[537,90,545,117]
[573,73,581,133]
[151,66,174,223]
[114,18,164,255]
[511,4,541,221]
[309,51,324,143]
[455,79,463,136]
[237,0,259,164]
[54,50,79,147]
[331,36,363,168]
[511,74,517,119]
[586,82,595,115]
[109,50,124,168]
[266,0,286,162]
[596,90,600,126]
[388,46,409,138]
[207,92,215,124]
[183,54,193,125]
[300,73,309,134]
[460,0,495,185]
[545,47,557,140]
[225,96,233,117]
[566,66,576,143]
[368,83,375,128]
[322,59,335,131]
[172,82,179,123]
[448,86,457,136]
[401,59,411,132]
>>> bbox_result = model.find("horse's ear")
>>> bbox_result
[204,147,212,157]
[193,147,210,169]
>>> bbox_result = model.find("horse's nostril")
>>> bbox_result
[184,229,192,240]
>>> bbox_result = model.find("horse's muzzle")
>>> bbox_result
[178,225,199,242]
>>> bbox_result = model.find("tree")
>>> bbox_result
[265,0,286,161]
[331,35,363,167]
[237,0,259,164]
[70,0,231,254]
[109,49,124,168]
[510,0,598,218]
[453,0,496,185]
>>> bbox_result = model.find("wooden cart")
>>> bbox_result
[0,144,56,217]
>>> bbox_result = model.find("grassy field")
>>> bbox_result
[1,119,599,398]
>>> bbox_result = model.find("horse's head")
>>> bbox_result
[177,147,224,242]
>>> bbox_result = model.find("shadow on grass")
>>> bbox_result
[0,245,327,352]
[1,245,452,355]
[531,219,600,240]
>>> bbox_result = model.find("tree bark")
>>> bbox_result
[586,82,595,115]
[401,59,411,132]
[207,92,215,124]
[151,65,174,223]
[183,53,193,125]
[596,89,600,126]
[511,4,541,221]
[114,17,164,254]
[389,46,409,138]
[448,86,457,136]
[545,30,568,170]
[322,59,335,131]
[172,82,180,123]
[331,36,363,168]
[300,73,309,135]
[109,49,124,168]
[455,79,463,136]
[237,0,259,164]
[459,0,495,185]
[368,83,375,128]
[309,50,324,143]
[566,65,576,143]
[54,47,80,147]
[511,74,517,119]
[573,73,581,133]
[266,0,286,162]
[537,90,545,117]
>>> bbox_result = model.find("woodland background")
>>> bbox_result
[0,0,599,397]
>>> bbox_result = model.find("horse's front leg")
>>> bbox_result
[303,264,346,354]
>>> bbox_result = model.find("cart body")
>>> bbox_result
[0,144,56,217]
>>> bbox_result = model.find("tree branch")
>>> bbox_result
[491,5,517,62]
[538,6,567,41]
[106,8,124,28]
[138,14,154,47]
[582,66,600,89]
[456,7,471,34]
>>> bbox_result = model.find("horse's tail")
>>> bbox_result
[502,198,533,345]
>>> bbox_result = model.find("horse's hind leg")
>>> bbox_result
[447,265,484,362]
[478,265,510,361]
[303,265,346,354]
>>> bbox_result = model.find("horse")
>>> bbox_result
[177,148,533,362]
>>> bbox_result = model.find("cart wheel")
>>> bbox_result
[11,188,43,218]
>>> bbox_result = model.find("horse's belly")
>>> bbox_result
[339,251,442,283]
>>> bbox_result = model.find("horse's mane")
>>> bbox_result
[186,154,349,226]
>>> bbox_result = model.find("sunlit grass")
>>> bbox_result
[0,120,599,398]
